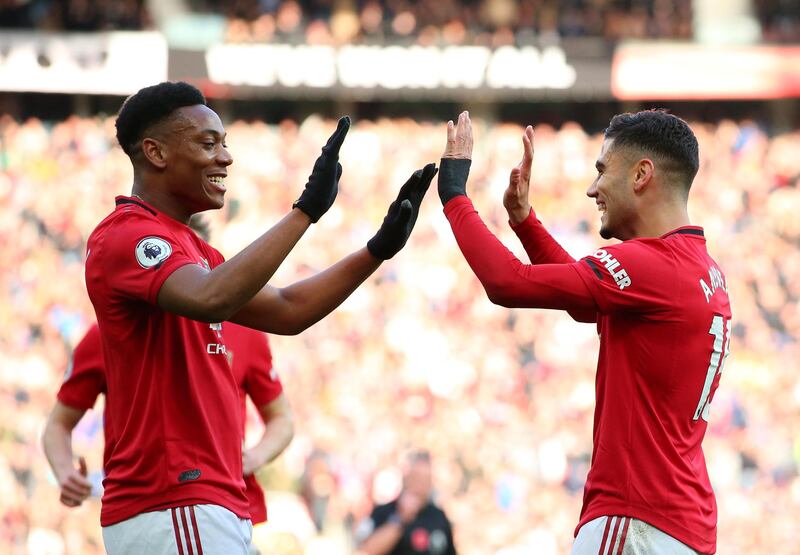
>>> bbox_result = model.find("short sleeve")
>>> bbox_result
[57,325,106,411]
[99,214,200,305]
[243,334,283,407]
[572,241,673,315]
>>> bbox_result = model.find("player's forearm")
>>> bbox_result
[160,210,311,322]
[251,415,294,466]
[207,209,313,314]
[42,421,76,483]
[511,208,576,265]
[510,209,596,322]
[445,197,597,312]
[234,248,381,334]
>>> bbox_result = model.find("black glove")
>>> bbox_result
[367,163,438,260]
[437,158,471,205]
[292,116,350,222]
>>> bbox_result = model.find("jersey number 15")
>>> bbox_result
[693,315,731,422]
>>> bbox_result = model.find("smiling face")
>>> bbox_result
[586,138,639,241]
[161,104,233,213]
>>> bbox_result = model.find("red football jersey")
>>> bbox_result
[56,321,282,525]
[225,321,283,524]
[57,323,106,411]
[85,196,249,527]
[572,228,731,554]
[56,324,113,467]
[444,198,731,554]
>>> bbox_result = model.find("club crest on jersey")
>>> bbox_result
[135,237,172,269]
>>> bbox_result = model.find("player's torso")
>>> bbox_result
[87,209,238,418]
[584,233,731,552]
[86,205,247,524]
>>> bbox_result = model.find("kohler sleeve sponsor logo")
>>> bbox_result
[592,248,632,290]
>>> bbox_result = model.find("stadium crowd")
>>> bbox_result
[1,112,799,554]
[2,0,799,44]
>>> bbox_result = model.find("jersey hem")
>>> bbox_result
[100,489,251,527]
[577,505,715,554]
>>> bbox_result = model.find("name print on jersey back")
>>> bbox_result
[700,265,727,303]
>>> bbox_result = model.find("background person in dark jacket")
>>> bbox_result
[357,451,456,555]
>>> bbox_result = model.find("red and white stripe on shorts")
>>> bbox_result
[598,516,631,555]
[171,506,205,555]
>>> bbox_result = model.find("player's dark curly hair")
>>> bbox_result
[604,109,699,194]
[115,81,206,156]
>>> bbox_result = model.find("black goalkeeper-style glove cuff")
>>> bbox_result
[437,158,471,205]
[292,116,350,222]
[367,163,437,260]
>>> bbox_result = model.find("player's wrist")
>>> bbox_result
[54,464,75,485]
[291,204,314,224]
[508,206,532,226]
[438,158,471,205]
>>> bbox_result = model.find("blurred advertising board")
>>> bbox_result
[612,42,800,100]
[169,39,613,101]
[0,32,167,95]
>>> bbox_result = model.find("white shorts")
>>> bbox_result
[571,516,702,555]
[102,504,252,555]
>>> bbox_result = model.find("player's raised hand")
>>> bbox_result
[58,456,91,508]
[438,111,473,205]
[503,125,535,225]
[292,116,350,222]
[367,163,437,260]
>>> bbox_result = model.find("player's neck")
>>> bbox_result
[130,182,192,224]
[632,202,691,239]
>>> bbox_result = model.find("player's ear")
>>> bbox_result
[632,158,654,193]
[141,137,168,170]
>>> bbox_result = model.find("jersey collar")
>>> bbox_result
[114,196,191,235]
[660,226,704,238]
[115,195,157,216]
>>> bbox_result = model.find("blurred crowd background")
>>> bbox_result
[1,0,799,43]
[1,111,799,554]
[2,0,800,554]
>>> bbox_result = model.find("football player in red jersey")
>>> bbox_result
[438,110,731,555]
[84,81,436,555]
[43,217,293,555]
[41,324,291,524]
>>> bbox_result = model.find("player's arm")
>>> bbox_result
[503,125,596,322]
[42,402,92,507]
[446,198,596,311]
[503,125,576,265]
[157,118,350,323]
[230,165,437,334]
[242,394,294,475]
[439,113,597,313]
[229,249,379,334]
